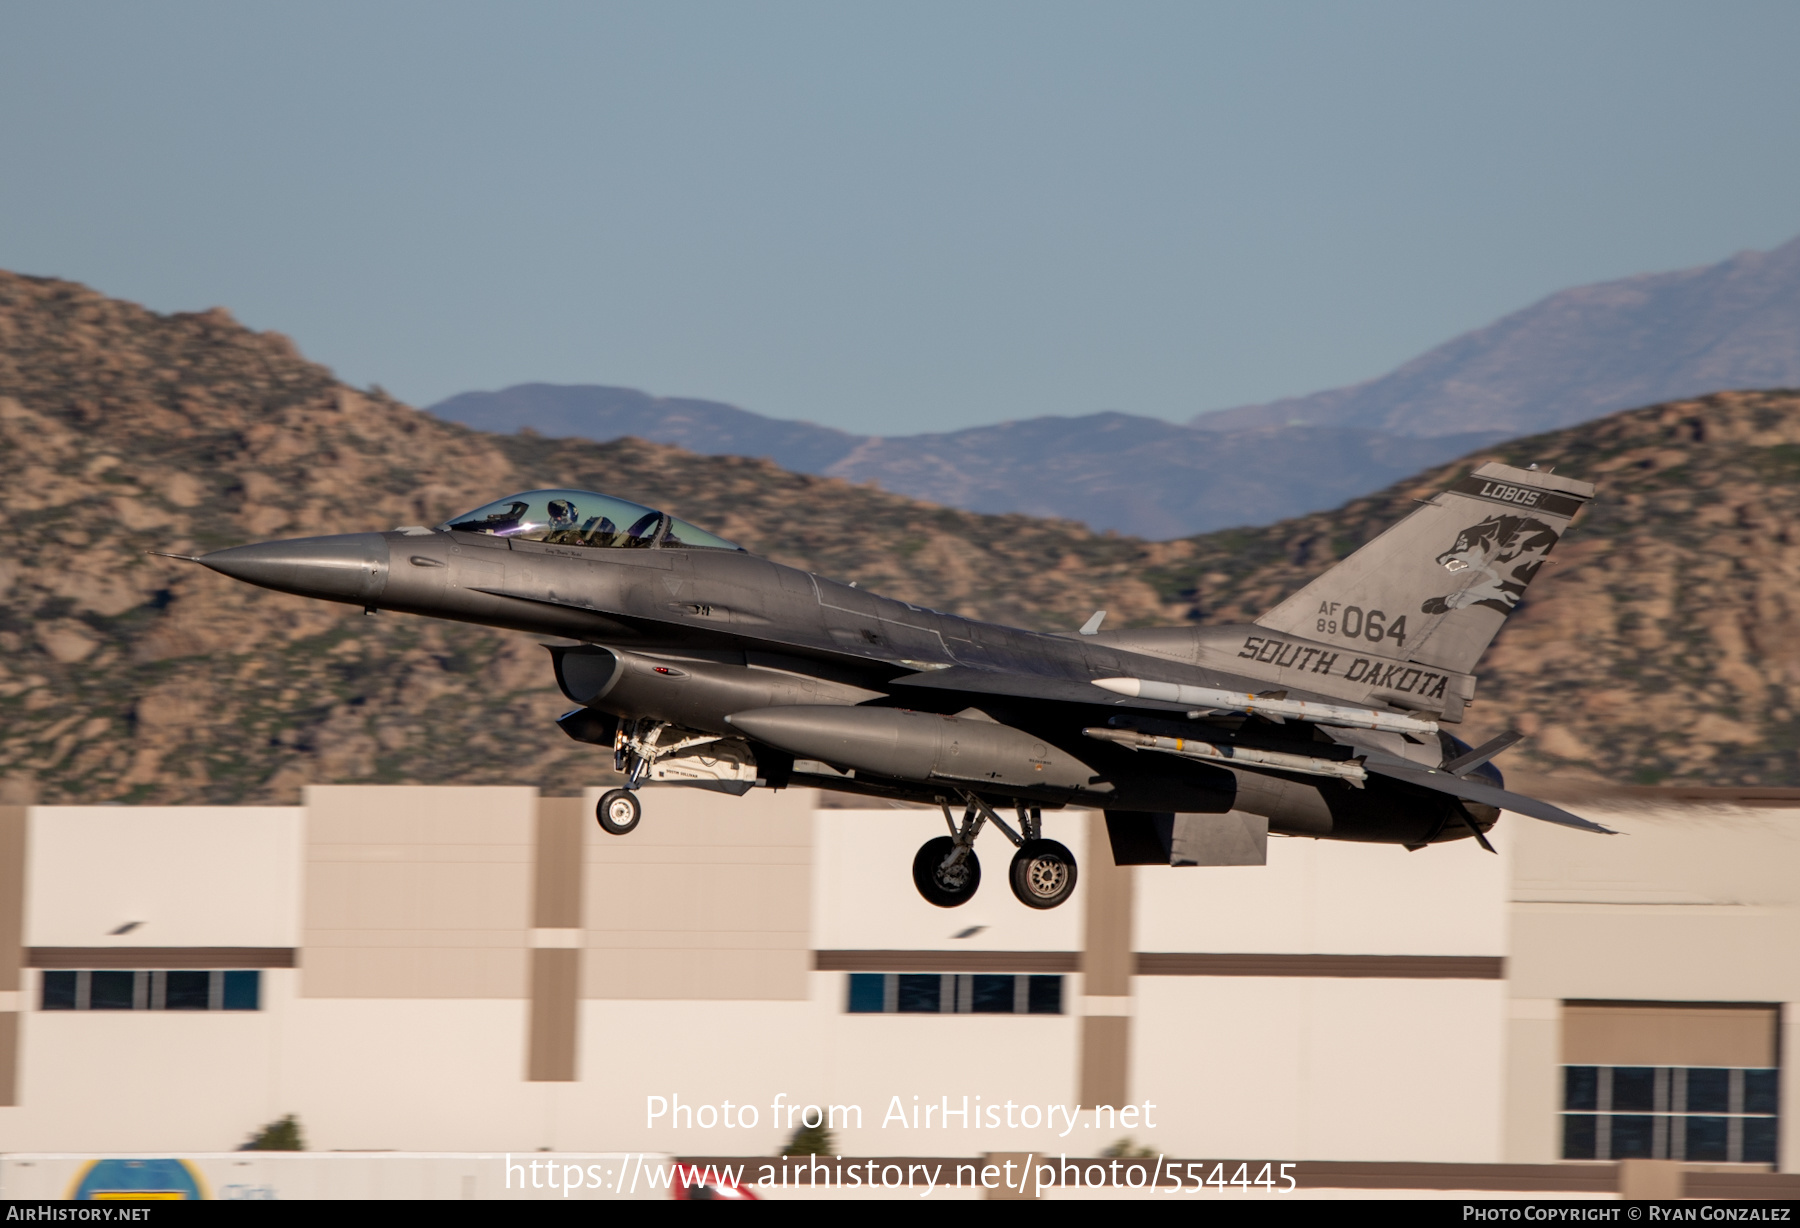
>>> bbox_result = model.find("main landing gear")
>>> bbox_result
[911,793,1078,911]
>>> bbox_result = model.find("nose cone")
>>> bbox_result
[199,533,390,605]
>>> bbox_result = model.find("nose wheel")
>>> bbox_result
[596,788,642,835]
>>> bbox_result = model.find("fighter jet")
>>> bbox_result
[190,461,1609,911]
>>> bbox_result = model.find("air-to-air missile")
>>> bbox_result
[1088,678,1440,735]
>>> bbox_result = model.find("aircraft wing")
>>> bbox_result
[1363,760,1616,834]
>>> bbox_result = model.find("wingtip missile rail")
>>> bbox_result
[1091,677,1439,736]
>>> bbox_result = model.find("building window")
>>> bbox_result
[1562,1066,1778,1163]
[39,971,262,1012]
[845,973,1062,1015]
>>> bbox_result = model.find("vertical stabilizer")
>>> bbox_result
[1254,463,1594,675]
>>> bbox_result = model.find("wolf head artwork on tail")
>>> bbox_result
[1421,514,1560,615]
[1252,462,1593,678]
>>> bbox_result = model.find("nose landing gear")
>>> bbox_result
[595,719,661,835]
[909,794,1079,910]
[596,718,737,836]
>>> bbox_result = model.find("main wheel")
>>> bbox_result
[1009,839,1077,909]
[911,836,981,908]
[596,789,642,835]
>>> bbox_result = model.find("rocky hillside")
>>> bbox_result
[3,269,1799,802]
[432,233,1800,538]
[0,271,1190,805]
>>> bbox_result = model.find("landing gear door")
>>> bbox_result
[1170,812,1267,866]
[1104,810,1268,866]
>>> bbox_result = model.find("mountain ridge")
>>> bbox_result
[1196,233,1800,438]
[430,231,1800,537]
[431,384,1501,539]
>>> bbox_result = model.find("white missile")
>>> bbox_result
[1091,677,1438,736]
[1082,726,1368,786]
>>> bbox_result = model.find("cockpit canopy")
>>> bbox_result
[438,489,741,552]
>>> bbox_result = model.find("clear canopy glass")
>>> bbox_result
[439,489,740,551]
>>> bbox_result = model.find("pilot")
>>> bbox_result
[450,500,530,534]
[581,515,618,547]
[544,498,582,543]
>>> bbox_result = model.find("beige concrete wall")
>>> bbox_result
[1502,998,1559,1162]
[575,972,1080,1156]
[302,787,535,999]
[0,1152,667,1201]
[581,786,814,1000]
[1785,1005,1800,1174]
[1562,1001,1778,1066]
[1505,803,1800,1172]
[4,969,300,1151]
[1131,976,1507,1162]
[1508,803,1800,1002]
[279,998,551,1150]
[1080,817,1133,1109]
[7,787,1794,1164]
[0,807,24,1105]
[527,797,587,1082]
[27,807,302,949]
[1135,826,1509,956]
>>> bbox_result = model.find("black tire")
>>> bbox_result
[911,836,981,908]
[1009,839,1078,910]
[596,789,642,835]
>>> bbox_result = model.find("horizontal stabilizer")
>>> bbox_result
[1364,761,1615,834]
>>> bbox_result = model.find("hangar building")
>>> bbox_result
[0,784,1791,1175]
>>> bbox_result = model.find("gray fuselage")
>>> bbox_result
[199,525,1496,848]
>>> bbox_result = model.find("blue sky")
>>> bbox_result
[3,2,1798,434]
